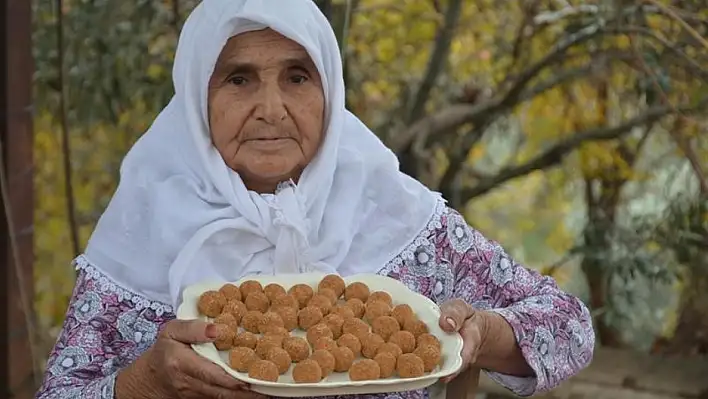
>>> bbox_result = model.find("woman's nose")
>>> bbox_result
[254,84,287,124]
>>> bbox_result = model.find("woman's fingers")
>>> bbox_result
[163,319,217,344]
[177,374,251,399]
[438,299,474,333]
[176,345,250,391]
[440,318,481,384]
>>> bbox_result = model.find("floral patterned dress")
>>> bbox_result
[36,201,595,398]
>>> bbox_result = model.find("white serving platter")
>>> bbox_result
[177,273,464,397]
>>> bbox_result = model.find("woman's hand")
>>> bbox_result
[116,319,266,399]
[437,299,489,383]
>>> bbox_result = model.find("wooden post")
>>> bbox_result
[0,0,36,397]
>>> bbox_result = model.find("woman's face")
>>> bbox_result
[208,28,325,193]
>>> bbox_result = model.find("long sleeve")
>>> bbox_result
[36,256,175,399]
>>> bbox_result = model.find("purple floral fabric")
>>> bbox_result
[36,202,594,398]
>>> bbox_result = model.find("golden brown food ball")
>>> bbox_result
[263,283,286,302]
[416,333,441,351]
[337,333,362,357]
[344,282,370,302]
[360,332,385,359]
[255,337,282,359]
[389,331,416,354]
[331,346,355,372]
[414,345,441,372]
[376,343,403,359]
[331,305,356,320]
[272,306,298,331]
[307,294,333,316]
[213,312,239,331]
[342,317,370,339]
[219,283,242,302]
[271,293,299,311]
[306,323,334,346]
[292,359,322,383]
[245,291,270,313]
[310,349,335,377]
[403,318,429,337]
[312,337,337,353]
[364,301,392,323]
[283,336,310,363]
[234,331,258,349]
[213,324,236,351]
[197,290,226,318]
[288,284,314,309]
[264,326,290,340]
[229,347,258,372]
[318,275,346,298]
[298,306,324,330]
[240,280,264,298]
[265,347,292,375]
[371,316,400,341]
[391,304,415,327]
[344,298,365,319]
[248,359,279,382]
[258,311,284,334]
[396,353,425,378]
[318,288,338,305]
[222,300,248,323]
[323,313,345,339]
[349,359,381,381]
[366,291,393,306]
[374,352,397,378]
[241,311,264,334]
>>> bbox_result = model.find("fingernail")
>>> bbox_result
[446,317,457,330]
[205,324,218,339]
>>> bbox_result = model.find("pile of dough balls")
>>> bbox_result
[196,275,442,384]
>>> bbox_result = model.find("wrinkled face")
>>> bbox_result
[208,28,325,193]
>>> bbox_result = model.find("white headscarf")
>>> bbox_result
[84,0,441,308]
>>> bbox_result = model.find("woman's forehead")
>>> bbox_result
[217,29,313,66]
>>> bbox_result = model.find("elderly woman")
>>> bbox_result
[37,0,594,398]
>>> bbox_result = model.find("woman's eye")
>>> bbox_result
[290,75,308,84]
[228,76,247,85]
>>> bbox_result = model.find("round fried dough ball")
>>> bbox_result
[416,333,441,351]
[298,306,324,330]
[240,280,263,298]
[349,359,381,381]
[377,343,403,359]
[364,301,392,323]
[306,323,333,346]
[374,352,397,378]
[213,312,239,331]
[414,345,441,372]
[248,359,279,382]
[396,353,425,378]
[219,283,242,302]
[288,284,314,309]
[366,291,392,306]
[234,331,258,349]
[264,326,290,340]
[310,349,335,377]
[391,304,415,327]
[223,300,248,323]
[256,335,283,359]
[331,305,356,319]
[213,324,236,351]
[283,336,310,363]
[263,283,286,302]
[266,347,292,375]
[292,359,322,383]
[342,318,370,339]
[371,316,400,341]
[318,288,338,305]
[271,293,299,311]
[229,347,258,372]
[389,331,416,354]
[360,332,385,359]
[258,311,284,334]
[308,294,333,316]
[272,306,298,331]
[344,282,370,302]
[245,291,270,313]
[197,290,226,317]
[337,333,362,357]
[344,298,365,319]
[323,313,345,339]
[318,274,346,298]
[403,318,429,337]
[241,311,264,334]
[313,337,337,353]
[331,346,354,372]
